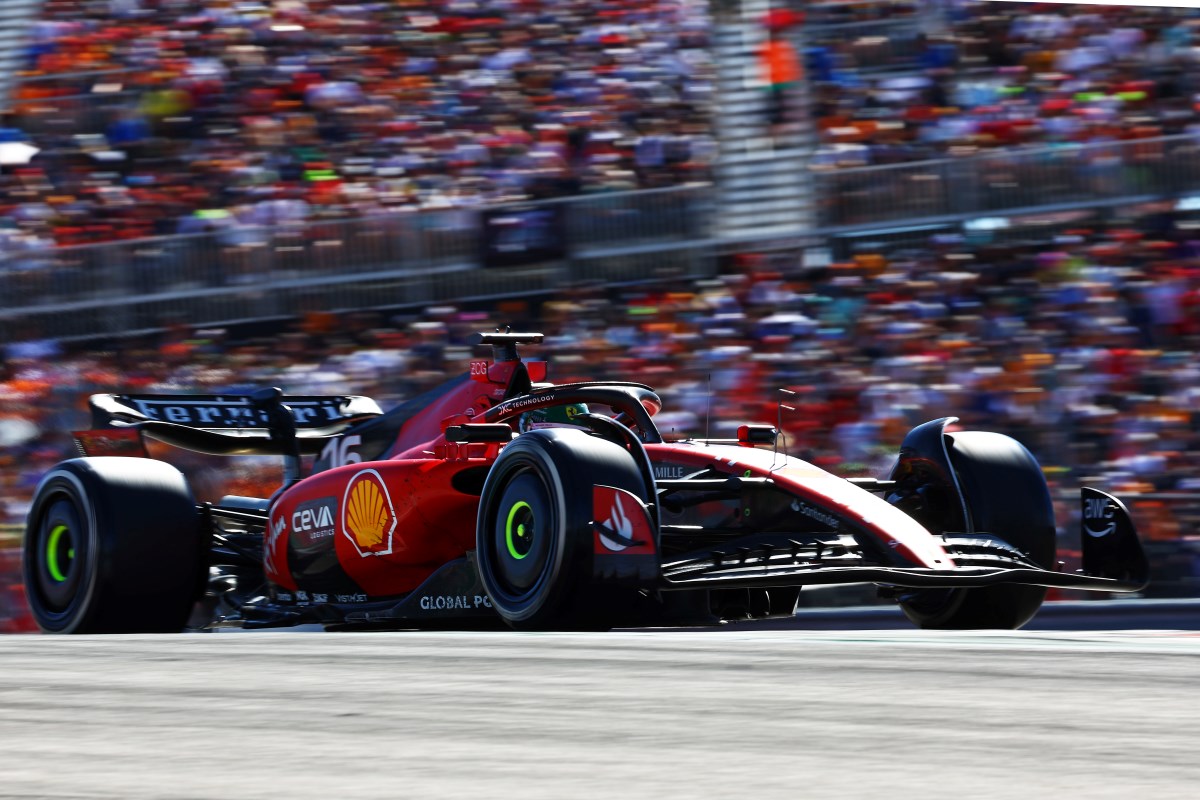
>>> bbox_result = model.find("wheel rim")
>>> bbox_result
[45,524,73,583]
[489,471,555,598]
[505,501,534,560]
[32,498,87,614]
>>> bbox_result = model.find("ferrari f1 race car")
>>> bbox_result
[23,332,1149,633]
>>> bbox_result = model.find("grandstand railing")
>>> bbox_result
[7,133,1200,340]
[0,185,716,340]
[813,134,1200,228]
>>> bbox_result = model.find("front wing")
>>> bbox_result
[660,561,1146,593]
[657,487,1148,595]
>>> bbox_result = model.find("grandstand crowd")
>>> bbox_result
[3,1,1200,601]
[810,3,1200,167]
[3,0,716,248]
[5,3,1200,245]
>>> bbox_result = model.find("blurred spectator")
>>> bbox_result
[759,9,805,140]
[2,0,716,246]
[809,3,1200,170]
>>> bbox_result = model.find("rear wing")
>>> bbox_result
[79,391,383,457]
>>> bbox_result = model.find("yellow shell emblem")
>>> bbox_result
[346,474,393,551]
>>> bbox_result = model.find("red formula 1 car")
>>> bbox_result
[23,332,1148,633]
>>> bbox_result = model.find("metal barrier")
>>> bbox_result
[0,185,715,340]
[8,132,1200,339]
[813,134,1200,228]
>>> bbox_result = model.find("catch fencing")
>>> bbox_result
[813,134,1200,228]
[6,135,1200,341]
[0,185,715,340]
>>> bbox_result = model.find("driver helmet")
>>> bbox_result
[519,402,589,432]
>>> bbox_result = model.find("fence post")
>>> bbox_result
[106,242,133,336]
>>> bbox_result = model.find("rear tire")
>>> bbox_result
[896,431,1056,630]
[23,458,206,633]
[475,428,650,631]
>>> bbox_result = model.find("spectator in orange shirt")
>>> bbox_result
[759,10,804,140]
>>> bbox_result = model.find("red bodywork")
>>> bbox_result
[643,442,954,570]
[265,363,519,598]
[263,354,952,601]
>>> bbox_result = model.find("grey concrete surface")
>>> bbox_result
[780,597,1200,631]
[0,629,1198,799]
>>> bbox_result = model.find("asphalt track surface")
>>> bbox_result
[2,604,1198,800]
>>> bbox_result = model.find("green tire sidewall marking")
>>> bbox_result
[505,501,533,560]
[46,524,70,583]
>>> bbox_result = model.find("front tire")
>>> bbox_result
[475,428,651,631]
[23,457,206,633]
[895,431,1056,630]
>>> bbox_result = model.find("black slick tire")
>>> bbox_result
[23,457,206,633]
[899,431,1056,630]
[475,428,649,631]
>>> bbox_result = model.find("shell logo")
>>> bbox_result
[342,469,398,557]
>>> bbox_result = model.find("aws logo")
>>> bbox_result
[342,469,398,557]
[1083,495,1117,538]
